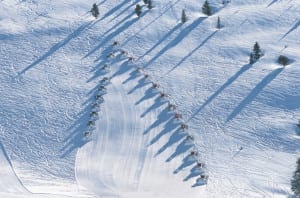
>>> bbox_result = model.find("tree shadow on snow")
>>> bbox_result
[166,139,194,162]
[183,165,204,181]
[140,96,168,117]
[149,118,179,145]
[128,77,151,94]
[227,67,284,121]
[165,30,218,75]
[280,20,299,40]
[84,10,146,58]
[188,63,253,122]
[144,108,174,134]
[173,155,197,174]
[155,129,186,156]
[143,17,206,68]
[134,86,158,104]
[18,21,93,76]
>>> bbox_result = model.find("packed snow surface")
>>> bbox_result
[0,0,299,197]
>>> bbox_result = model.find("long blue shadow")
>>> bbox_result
[166,139,193,162]
[19,22,92,75]
[138,23,182,60]
[144,108,173,134]
[227,67,284,121]
[84,13,137,58]
[173,155,197,174]
[280,20,299,40]
[100,0,129,21]
[140,97,167,117]
[155,129,186,156]
[165,30,217,75]
[143,17,206,68]
[123,0,181,46]
[188,63,253,121]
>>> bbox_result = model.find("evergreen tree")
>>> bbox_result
[249,42,263,64]
[135,4,142,16]
[202,0,212,16]
[143,0,149,4]
[217,16,221,29]
[147,0,153,9]
[253,42,262,60]
[291,158,300,196]
[91,3,99,18]
[181,9,187,23]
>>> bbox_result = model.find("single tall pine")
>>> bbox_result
[202,0,212,16]
[291,158,300,196]
[217,16,221,29]
[181,9,187,23]
[135,4,142,16]
[91,3,99,18]
[253,42,262,60]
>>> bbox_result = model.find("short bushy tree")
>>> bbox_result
[202,0,212,16]
[135,4,142,16]
[277,55,289,66]
[291,159,300,196]
[181,9,187,23]
[91,3,99,18]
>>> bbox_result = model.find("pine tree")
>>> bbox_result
[291,159,300,196]
[253,42,262,60]
[181,9,187,23]
[217,16,221,29]
[147,0,153,9]
[91,3,99,18]
[202,0,212,16]
[143,0,149,4]
[135,4,142,16]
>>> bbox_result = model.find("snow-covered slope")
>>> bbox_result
[0,0,299,197]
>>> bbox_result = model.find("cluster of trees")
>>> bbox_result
[135,0,153,17]
[291,158,300,196]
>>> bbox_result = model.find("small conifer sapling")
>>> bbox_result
[181,9,187,23]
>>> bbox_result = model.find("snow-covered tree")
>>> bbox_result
[143,0,149,4]
[181,9,187,23]
[91,3,99,18]
[135,4,142,16]
[291,158,300,196]
[202,0,212,16]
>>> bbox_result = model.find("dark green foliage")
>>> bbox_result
[143,0,149,4]
[249,42,263,64]
[202,0,212,16]
[91,3,99,18]
[277,55,289,66]
[253,42,262,60]
[181,9,187,23]
[147,0,153,9]
[217,16,221,29]
[291,159,300,196]
[135,4,142,16]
